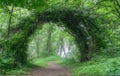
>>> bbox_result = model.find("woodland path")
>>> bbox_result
[27,62,71,76]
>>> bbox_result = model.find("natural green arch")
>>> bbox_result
[1,8,105,67]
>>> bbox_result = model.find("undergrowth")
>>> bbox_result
[0,56,62,75]
[2,55,120,76]
[58,56,120,76]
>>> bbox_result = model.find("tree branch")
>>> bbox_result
[7,5,14,37]
[87,0,105,12]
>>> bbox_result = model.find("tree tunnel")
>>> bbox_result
[0,8,105,67]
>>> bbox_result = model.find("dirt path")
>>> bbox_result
[28,62,71,76]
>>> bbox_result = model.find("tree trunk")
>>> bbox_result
[80,40,90,62]
[36,36,40,57]
[8,5,14,37]
[61,38,66,57]
[46,25,53,56]
[75,33,91,62]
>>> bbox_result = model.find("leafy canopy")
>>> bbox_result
[0,0,46,12]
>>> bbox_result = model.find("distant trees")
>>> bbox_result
[58,33,65,57]
[46,25,53,56]
[35,35,40,57]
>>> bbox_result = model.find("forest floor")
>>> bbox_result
[27,61,71,76]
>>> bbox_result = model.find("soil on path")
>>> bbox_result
[28,62,71,76]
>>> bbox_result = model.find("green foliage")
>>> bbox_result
[30,56,62,67]
[0,0,115,70]
[59,56,120,76]
[0,0,119,75]
[0,14,39,72]
[0,0,46,12]
[28,23,76,58]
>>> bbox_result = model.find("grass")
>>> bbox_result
[1,56,62,75]
[30,55,63,67]
[32,55,120,76]
[2,55,120,76]
[4,67,31,75]
[58,56,120,76]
